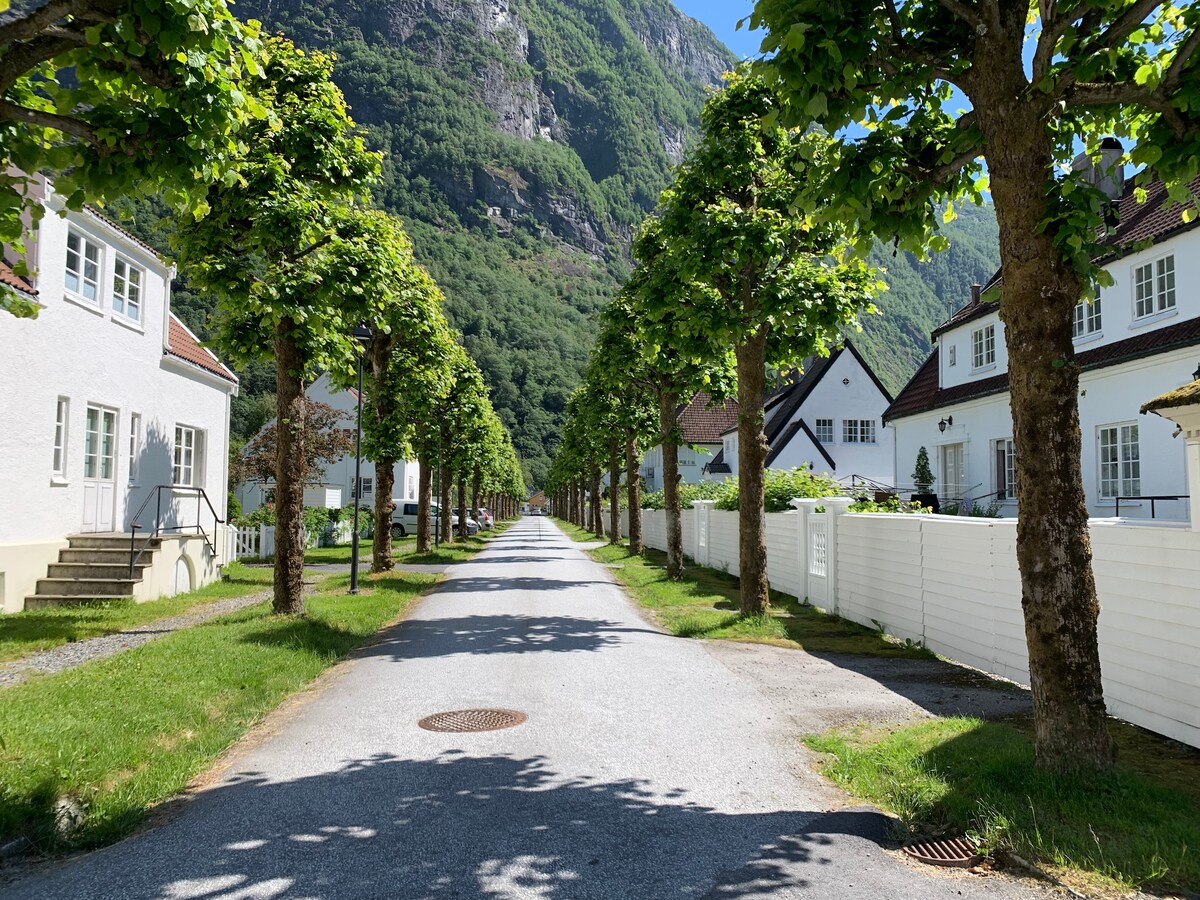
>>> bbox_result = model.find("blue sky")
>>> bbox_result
[671,1,761,59]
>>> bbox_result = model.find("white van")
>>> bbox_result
[390,501,444,538]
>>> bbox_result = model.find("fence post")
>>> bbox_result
[823,497,855,614]
[691,500,715,567]
[790,498,819,602]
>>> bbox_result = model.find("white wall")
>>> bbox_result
[891,346,1197,518]
[640,443,719,492]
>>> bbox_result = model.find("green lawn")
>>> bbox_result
[806,717,1200,894]
[302,522,511,566]
[0,568,436,852]
[0,563,273,664]
[556,520,928,658]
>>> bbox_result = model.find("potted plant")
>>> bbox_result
[911,446,939,512]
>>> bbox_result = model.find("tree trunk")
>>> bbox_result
[372,458,395,573]
[591,464,604,538]
[471,467,481,526]
[272,324,306,615]
[457,473,467,538]
[608,436,620,545]
[658,388,683,580]
[416,447,433,554]
[626,431,643,554]
[736,331,770,616]
[440,457,453,544]
[973,38,1115,769]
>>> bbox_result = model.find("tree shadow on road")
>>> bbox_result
[5,753,905,899]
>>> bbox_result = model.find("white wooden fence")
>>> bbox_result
[629,502,1200,749]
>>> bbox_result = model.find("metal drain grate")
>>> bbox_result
[903,836,983,868]
[417,708,527,733]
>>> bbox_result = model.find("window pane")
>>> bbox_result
[1134,263,1154,317]
[84,407,99,479]
[1157,256,1176,310]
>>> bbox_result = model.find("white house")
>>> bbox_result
[705,342,896,488]
[640,392,738,492]
[236,372,421,515]
[0,176,239,612]
[886,168,1200,520]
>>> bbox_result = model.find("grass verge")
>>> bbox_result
[0,568,436,853]
[301,522,512,566]
[0,563,273,663]
[553,519,928,658]
[806,716,1200,894]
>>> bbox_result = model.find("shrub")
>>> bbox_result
[640,479,730,511]
[849,495,932,514]
[715,468,841,512]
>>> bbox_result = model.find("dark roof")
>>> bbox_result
[705,448,732,474]
[0,261,36,296]
[765,419,837,471]
[931,173,1200,340]
[165,315,238,384]
[677,391,738,443]
[885,314,1200,421]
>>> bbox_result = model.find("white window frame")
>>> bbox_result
[52,397,69,479]
[65,230,102,305]
[112,256,144,324]
[814,418,834,444]
[948,345,957,367]
[842,419,876,444]
[1133,253,1176,321]
[173,425,205,488]
[994,438,1016,501]
[407,475,416,499]
[129,413,142,483]
[1097,422,1140,500]
[353,476,374,500]
[842,419,860,443]
[1072,295,1102,340]
[971,323,996,370]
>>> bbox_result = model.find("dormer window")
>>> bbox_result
[948,345,956,367]
[65,230,101,303]
[1134,254,1175,319]
[112,258,144,323]
[1072,296,1102,338]
[972,324,996,370]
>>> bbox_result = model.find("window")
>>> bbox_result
[65,231,101,302]
[128,413,141,483]
[814,418,833,443]
[407,475,416,499]
[842,419,876,444]
[84,406,116,480]
[948,345,957,367]
[1098,423,1140,500]
[173,425,204,487]
[972,324,996,369]
[994,439,1016,501]
[353,477,373,499]
[1134,254,1175,319]
[112,258,143,322]
[52,397,69,477]
[1072,296,1102,338]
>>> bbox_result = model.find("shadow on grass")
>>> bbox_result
[237,619,362,661]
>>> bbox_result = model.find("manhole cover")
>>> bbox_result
[417,708,527,733]
[903,836,983,868]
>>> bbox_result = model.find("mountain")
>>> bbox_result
[107,0,997,485]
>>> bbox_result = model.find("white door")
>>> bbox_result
[941,443,965,500]
[82,405,118,532]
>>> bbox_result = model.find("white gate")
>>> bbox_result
[807,512,830,606]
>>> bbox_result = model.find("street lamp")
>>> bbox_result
[349,322,372,595]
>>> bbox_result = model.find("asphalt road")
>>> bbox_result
[3,517,1049,899]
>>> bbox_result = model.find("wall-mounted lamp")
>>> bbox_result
[938,415,954,433]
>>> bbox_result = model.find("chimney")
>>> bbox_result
[1071,137,1125,202]
[970,283,981,305]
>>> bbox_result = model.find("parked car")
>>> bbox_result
[390,501,444,539]
[476,507,494,529]
[452,509,481,536]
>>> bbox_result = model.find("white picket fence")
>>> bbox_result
[629,501,1200,749]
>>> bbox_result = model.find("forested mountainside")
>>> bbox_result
[108,0,998,484]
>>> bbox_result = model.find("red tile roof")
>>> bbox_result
[84,206,163,258]
[0,261,36,296]
[165,315,238,384]
[885,314,1200,421]
[677,392,738,443]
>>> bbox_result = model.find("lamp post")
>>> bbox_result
[349,322,372,595]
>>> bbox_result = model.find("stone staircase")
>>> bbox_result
[25,534,161,609]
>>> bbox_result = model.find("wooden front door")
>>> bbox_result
[82,405,117,532]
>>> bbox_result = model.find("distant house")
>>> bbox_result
[235,372,421,515]
[705,342,895,488]
[885,162,1200,520]
[640,392,739,492]
[0,175,238,612]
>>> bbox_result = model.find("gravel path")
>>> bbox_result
[0,591,273,688]
[2,517,1054,899]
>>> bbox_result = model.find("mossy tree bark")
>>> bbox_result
[625,431,643,553]
[658,389,683,580]
[416,449,433,554]
[736,329,770,616]
[372,459,395,573]
[590,464,604,538]
[608,436,621,544]
[272,323,307,616]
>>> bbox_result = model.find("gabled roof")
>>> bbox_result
[885,314,1200,421]
[705,447,732,475]
[931,174,1200,340]
[165,315,238,384]
[677,391,738,443]
[0,261,36,296]
[765,419,837,471]
[84,206,163,259]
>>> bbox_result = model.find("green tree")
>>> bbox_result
[912,447,935,494]
[0,0,264,317]
[231,399,354,490]
[751,0,1200,769]
[174,37,379,615]
[653,68,880,614]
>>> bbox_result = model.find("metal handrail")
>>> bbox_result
[129,485,224,575]
[1114,494,1188,519]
